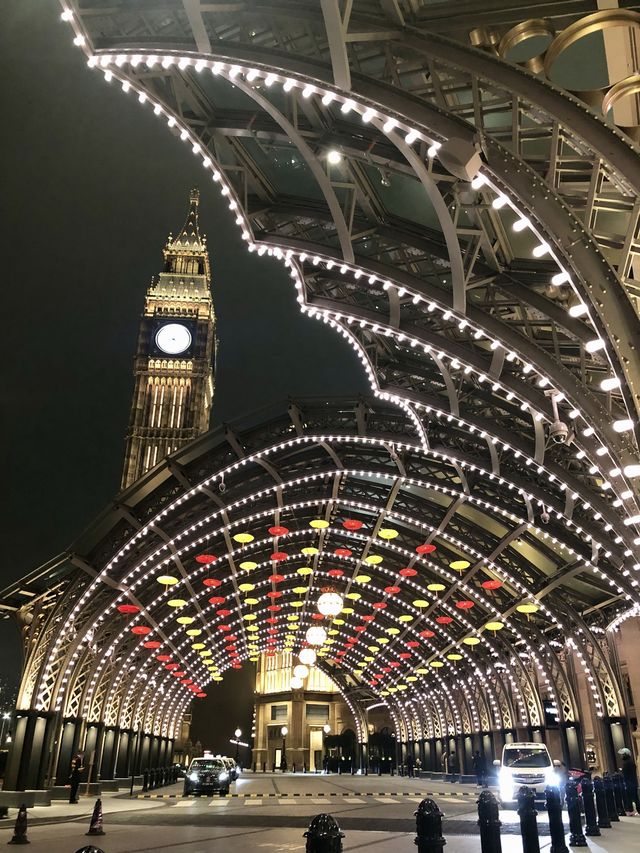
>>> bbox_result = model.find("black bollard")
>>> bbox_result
[593,777,611,829]
[603,774,619,822]
[477,788,502,853]
[7,804,30,845]
[545,786,568,853]
[517,786,540,853]
[142,769,149,792]
[414,798,446,853]
[303,813,344,853]
[564,780,587,847]
[612,773,626,816]
[580,776,600,836]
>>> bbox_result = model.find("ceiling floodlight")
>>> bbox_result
[327,149,342,165]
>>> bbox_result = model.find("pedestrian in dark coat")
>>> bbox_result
[472,750,487,786]
[68,756,83,804]
[619,749,639,815]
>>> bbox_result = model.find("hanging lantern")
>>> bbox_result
[306,626,327,646]
[293,664,309,679]
[299,648,316,666]
[290,676,303,689]
[317,591,343,617]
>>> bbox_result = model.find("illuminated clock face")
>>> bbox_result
[155,323,192,355]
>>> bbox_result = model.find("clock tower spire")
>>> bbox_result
[121,188,215,489]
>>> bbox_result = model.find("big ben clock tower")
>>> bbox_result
[121,188,215,489]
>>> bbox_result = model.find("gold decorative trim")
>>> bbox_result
[498,19,555,75]
[544,9,640,77]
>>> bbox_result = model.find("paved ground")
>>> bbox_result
[1,773,637,852]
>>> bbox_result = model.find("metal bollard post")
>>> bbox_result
[602,774,619,822]
[612,773,626,816]
[593,777,611,829]
[477,789,502,853]
[414,798,446,853]
[545,786,568,853]
[517,786,540,853]
[580,777,600,836]
[620,773,633,813]
[564,780,587,847]
[303,813,344,853]
[142,769,149,792]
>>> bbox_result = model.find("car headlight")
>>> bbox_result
[545,769,560,787]
[188,772,198,782]
[218,771,229,781]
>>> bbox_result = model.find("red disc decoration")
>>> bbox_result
[399,567,417,577]
[343,519,363,530]
[355,625,368,633]
[225,644,237,651]
[269,525,289,536]
[361,615,376,622]
[328,569,344,578]
[311,613,324,620]
[143,641,161,649]
[436,616,453,624]
[267,590,283,599]
[382,667,392,673]
[226,634,238,642]
[267,605,281,612]
[267,627,278,635]
[197,692,207,697]
[334,548,352,557]
[420,629,435,638]
[269,574,285,583]
[196,554,217,564]
[165,663,179,670]
[389,661,401,668]
[156,654,172,661]
[131,625,151,635]
[181,679,193,685]
[372,602,387,610]
[456,600,475,610]
[384,586,401,595]
[266,617,278,624]
[406,641,420,648]
[482,579,503,590]
[398,652,411,660]
[266,650,276,657]
[203,578,221,588]
[209,596,225,605]
[232,663,242,669]
[216,609,232,617]
[271,552,288,562]
[416,543,436,554]
[218,624,231,632]
[117,604,140,615]
[172,671,186,677]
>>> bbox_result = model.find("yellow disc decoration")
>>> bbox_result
[176,616,194,625]
[380,690,389,696]
[397,684,408,691]
[378,528,399,540]
[387,627,400,635]
[377,637,389,645]
[246,625,259,632]
[463,637,481,646]
[364,554,383,565]
[427,583,446,592]
[243,613,257,621]
[516,603,539,614]
[355,574,371,583]
[297,567,313,576]
[212,675,223,682]
[186,628,202,637]
[485,621,504,632]
[157,575,178,586]
[450,559,470,571]
[415,667,428,675]
[332,619,345,626]
[398,614,413,622]
[238,582,255,592]
[249,656,259,663]
[233,532,254,543]
[239,560,258,571]
[447,653,463,661]
[413,599,429,608]
[328,628,340,636]
[302,546,319,556]
[430,660,445,668]
[199,650,212,657]
[310,519,329,529]
[367,645,380,653]
[290,600,304,608]
[346,592,361,600]
[191,643,205,650]
[287,613,299,621]
[245,597,259,606]
[363,656,374,663]
[342,607,354,615]
[293,586,308,595]
[167,599,186,608]
[407,675,418,682]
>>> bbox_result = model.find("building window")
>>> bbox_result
[270,704,287,721]
[306,703,330,721]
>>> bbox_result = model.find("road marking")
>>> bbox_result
[174,800,196,807]
[209,799,229,806]
[343,798,365,803]
[310,798,327,804]
[246,798,262,806]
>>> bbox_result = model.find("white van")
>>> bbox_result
[494,742,561,805]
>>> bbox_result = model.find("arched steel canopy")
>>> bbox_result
[4,398,631,747]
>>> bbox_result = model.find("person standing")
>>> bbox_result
[472,750,486,786]
[449,750,459,781]
[407,751,415,778]
[619,748,639,816]
[68,755,83,804]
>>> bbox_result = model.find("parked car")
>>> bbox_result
[183,757,231,797]
[221,756,240,780]
[173,763,187,779]
[494,742,561,806]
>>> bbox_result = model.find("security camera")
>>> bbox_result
[540,510,550,524]
[218,477,226,494]
[548,420,569,444]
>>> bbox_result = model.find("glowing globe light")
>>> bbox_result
[317,592,343,617]
[290,676,304,689]
[299,648,317,665]
[293,664,309,679]
[306,626,327,646]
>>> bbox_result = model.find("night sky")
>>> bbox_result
[1,1,366,751]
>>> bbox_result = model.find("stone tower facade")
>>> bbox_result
[121,189,215,489]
